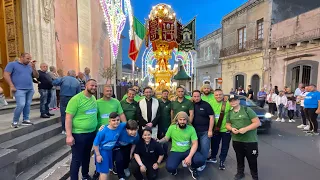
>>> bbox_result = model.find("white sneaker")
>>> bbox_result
[61,131,66,135]
[124,168,130,177]
[281,118,285,122]
[275,118,281,122]
[119,178,125,180]
[197,164,206,172]
[291,119,296,122]
[289,120,293,123]
[297,124,306,129]
[303,125,310,131]
[182,160,188,167]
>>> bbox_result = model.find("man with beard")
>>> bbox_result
[201,84,214,104]
[158,89,172,159]
[65,79,98,180]
[192,90,214,172]
[207,89,232,171]
[4,53,39,128]
[137,87,160,138]
[158,111,205,179]
[120,88,139,121]
[171,87,194,122]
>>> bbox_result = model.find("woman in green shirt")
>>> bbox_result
[226,95,260,180]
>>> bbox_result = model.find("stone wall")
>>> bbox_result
[54,0,79,74]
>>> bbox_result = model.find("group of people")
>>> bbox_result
[3,52,92,130]
[266,83,320,135]
[64,81,260,180]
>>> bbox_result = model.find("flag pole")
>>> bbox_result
[132,61,135,85]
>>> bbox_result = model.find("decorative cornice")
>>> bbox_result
[222,0,265,24]
[197,28,222,44]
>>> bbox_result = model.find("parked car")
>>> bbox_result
[227,95,272,133]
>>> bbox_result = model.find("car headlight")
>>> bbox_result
[264,113,272,119]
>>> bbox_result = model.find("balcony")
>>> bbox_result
[220,39,263,58]
[195,55,220,68]
[271,28,320,48]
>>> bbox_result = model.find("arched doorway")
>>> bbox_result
[235,74,245,90]
[251,74,260,100]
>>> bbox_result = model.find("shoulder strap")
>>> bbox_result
[214,101,227,132]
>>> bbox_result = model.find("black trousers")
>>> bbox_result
[70,132,96,180]
[268,103,276,115]
[300,106,307,125]
[132,159,158,180]
[113,145,132,178]
[232,141,259,180]
[304,108,319,133]
[288,110,294,119]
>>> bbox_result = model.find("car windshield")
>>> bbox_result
[239,98,258,107]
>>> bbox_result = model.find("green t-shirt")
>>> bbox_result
[120,99,138,121]
[65,92,98,134]
[165,124,198,152]
[227,106,258,142]
[171,98,194,117]
[97,98,124,128]
[122,94,144,102]
[201,93,214,104]
[208,98,231,132]
[158,99,172,130]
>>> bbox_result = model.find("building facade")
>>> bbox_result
[0,0,113,98]
[268,7,320,90]
[220,0,320,98]
[221,0,270,98]
[195,28,222,90]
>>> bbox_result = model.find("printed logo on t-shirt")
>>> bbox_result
[102,141,116,149]
[166,106,168,108]
[85,109,97,115]
[101,114,109,119]
[176,141,190,146]
[150,150,154,153]
[200,108,204,111]
[215,115,219,119]
[118,141,129,146]
[132,105,136,108]
[182,106,185,108]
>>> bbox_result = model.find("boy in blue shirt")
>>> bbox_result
[304,84,320,135]
[112,120,140,179]
[93,112,126,180]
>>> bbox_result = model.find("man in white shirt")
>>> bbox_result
[297,86,309,129]
[276,90,288,122]
[294,83,304,118]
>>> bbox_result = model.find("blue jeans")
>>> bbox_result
[49,89,57,109]
[39,89,52,115]
[197,131,211,161]
[166,150,205,173]
[295,104,301,117]
[13,89,34,123]
[211,131,231,162]
[60,96,72,131]
[70,132,96,180]
[278,104,286,119]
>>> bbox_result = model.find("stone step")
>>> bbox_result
[0,100,40,114]
[16,145,71,180]
[0,123,62,153]
[0,116,60,144]
[16,134,66,175]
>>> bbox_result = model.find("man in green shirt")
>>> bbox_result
[65,79,98,180]
[201,84,214,104]
[120,88,138,121]
[171,87,194,122]
[207,89,232,171]
[158,111,205,179]
[226,95,260,180]
[97,84,126,129]
[121,85,143,102]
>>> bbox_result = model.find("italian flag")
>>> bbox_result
[129,17,146,61]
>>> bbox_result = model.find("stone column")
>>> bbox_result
[21,0,56,97]
[21,0,56,67]
[77,0,93,76]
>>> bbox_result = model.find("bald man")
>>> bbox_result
[38,63,54,118]
[53,70,81,134]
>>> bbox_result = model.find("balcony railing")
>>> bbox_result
[271,28,320,48]
[220,39,263,58]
